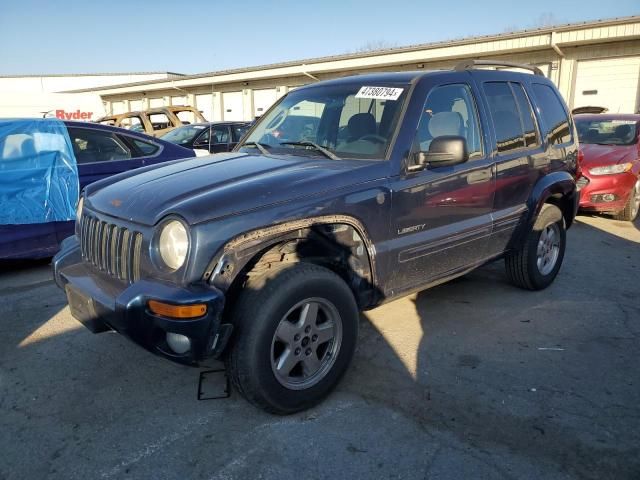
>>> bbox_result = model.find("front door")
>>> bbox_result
[388,82,495,294]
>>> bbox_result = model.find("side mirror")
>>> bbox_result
[408,136,469,171]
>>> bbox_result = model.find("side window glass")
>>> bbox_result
[511,83,539,147]
[232,125,249,141]
[211,126,230,144]
[484,82,525,153]
[532,84,572,145]
[67,128,132,164]
[196,128,210,144]
[131,138,159,157]
[148,113,171,131]
[413,83,483,159]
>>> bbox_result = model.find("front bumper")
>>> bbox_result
[53,236,230,365]
[577,171,637,213]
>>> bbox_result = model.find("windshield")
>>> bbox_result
[240,83,409,160]
[576,119,638,145]
[160,125,207,145]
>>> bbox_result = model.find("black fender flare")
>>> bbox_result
[526,171,578,232]
[203,215,379,306]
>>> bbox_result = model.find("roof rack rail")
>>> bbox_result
[454,60,545,76]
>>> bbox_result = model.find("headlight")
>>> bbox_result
[159,220,189,270]
[588,163,633,176]
[75,196,84,234]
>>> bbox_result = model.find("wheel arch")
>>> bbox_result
[205,215,380,312]
[527,171,578,231]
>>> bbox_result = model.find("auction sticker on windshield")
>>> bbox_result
[355,86,404,100]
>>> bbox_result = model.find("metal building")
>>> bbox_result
[59,15,640,119]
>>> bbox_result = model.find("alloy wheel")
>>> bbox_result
[270,298,342,390]
[536,223,561,276]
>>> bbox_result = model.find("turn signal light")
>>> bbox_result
[148,300,207,319]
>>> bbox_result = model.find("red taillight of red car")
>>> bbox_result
[576,148,585,178]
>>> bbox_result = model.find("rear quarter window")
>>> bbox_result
[532,84,572,145]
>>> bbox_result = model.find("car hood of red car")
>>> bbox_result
[579,143,637,169]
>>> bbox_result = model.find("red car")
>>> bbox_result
[574,114,640,221]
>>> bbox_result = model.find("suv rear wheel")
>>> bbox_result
[505,204,566,290]
[226,263,359,414]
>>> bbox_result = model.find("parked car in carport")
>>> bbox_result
[574,114,640,221]
[160,121,250,156]
[0,120,194,259]
[97,106,207,137]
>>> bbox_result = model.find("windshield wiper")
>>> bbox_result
[241,142,270,155]
[279,141,341,160]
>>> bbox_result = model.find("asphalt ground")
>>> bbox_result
[1,213,639,479]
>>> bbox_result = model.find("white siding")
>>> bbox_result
[253,88,278,117]
[149,98,164,108]
[573,56,640,113]
[171,96,186,106]
[222,91,244,121]
[195,94,213,121]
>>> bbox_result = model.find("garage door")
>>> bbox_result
[253,88,277,117]
[171,96,186,106]
[195,94,212,121]
[573,56,640,113]
[223,91,244,121]
[111,101,125,114]
[129,100,143,111]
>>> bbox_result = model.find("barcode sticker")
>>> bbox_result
[355,86,404,100]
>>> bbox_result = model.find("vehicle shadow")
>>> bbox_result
[342,215,640,479]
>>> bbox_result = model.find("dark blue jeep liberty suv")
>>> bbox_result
[54,61,579,414]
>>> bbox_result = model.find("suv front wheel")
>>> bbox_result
[226,263,359,414]
[505,204,566,290]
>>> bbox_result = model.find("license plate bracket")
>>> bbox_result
[65,285,111,333]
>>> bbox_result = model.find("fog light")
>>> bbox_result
[166,333,191,354]
[602,194,616,202]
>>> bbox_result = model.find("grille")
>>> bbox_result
[79,214,143,283]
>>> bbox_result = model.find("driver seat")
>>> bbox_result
[347,113,376,142]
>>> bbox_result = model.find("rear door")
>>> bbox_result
[210,125,232,153]
[388,78,495,293]
[472,73,546,255]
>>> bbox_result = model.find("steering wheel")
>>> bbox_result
[359,134,386,144]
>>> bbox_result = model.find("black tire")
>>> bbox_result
[613,179,640,222]
[226,263,359,414]
[505,204,566,290]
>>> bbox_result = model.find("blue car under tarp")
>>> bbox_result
[0,118,79,225]
[0,118,79,260]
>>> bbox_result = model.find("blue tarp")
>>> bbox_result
[0,118,79,225]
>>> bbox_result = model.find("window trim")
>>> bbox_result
[411,82,486,160]
[508,81,542,150]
